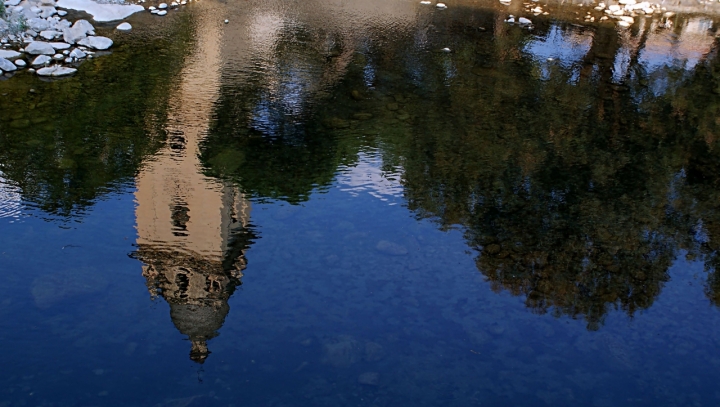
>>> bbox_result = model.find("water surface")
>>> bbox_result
[2,0,720,405]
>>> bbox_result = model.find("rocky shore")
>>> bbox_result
[0,0,189,78]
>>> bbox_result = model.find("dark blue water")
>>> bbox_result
[2,0,720,405]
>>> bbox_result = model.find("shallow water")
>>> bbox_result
[2,0,720,405]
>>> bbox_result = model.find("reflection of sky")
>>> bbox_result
[0,172,23,220]
[639,18,714,72]
[524,25,593,80]
[336,150,404,204]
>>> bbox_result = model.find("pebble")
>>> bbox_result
[420,0,432,3]
[14,59,26,67]
[52,53,64,60]
[224,19,229,24]
[436,2,447,8]
[116,22,132,31]
[158,3,168,9]
[157,10,167,15]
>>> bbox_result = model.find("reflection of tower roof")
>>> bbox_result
[170,302,230,364]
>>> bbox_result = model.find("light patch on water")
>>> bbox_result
[336,151,404,204]
[0,172,23,220]
[524,25,593,80]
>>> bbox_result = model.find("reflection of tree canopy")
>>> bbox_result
[0,16,194,217]
[304,6,720,328]
[200,23,364,203]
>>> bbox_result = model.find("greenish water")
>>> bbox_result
[2,0,720,405]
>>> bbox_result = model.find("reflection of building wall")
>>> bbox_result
[133,3,253,364]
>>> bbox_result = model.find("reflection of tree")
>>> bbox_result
[0,16,194,217]
[306,6,720,327]
[200,23,362,203]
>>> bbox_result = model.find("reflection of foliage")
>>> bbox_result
[306,9,720,328]
[0,15,195,217]
[200,23,362,203]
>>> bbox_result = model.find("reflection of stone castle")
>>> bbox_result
[133,6,253,364]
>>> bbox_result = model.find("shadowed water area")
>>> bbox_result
[2,0,720,405]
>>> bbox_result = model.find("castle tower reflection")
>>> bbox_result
[133,6,254,363]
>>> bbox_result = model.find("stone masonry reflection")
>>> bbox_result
[133,5,255,363]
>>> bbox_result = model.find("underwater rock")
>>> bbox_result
[364,342,385,362]
[375,240,408,256]
[358,372,379,386]
[32,268,108,309]
[322,335,361,368]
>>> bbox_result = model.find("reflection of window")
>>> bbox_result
[171,204,190,236]
[174,271,190,299]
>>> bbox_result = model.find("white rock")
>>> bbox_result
[180,0,186,4]
[52,53,64,60]
[50,42,71,50]
[58,10,67,16]
[157,10,167,15]
[77,35,112,50]
[170,1,177,6]
[518,17,532,25]
[608,4,621,11]
[64,57,72,63]
[30,6,42,14]
[436,2,447,8]
[62,50,70,55]
[148,5,156,10]
[39,30,62,40]
[14,59,26,67]
[56,0,144,22]
[618,16,634,23]
[116,22,132,30]
[619,0,636,4]
[69,48,86,59]
[150,9,158,13]
[158,2,167,8]
[613,9,625,15]
[5,0,21,6]
[27,18,51,32]
[36,65,77,76]
[420,0,431,3]
[31,55,52,65]
[664,11,675,17]
[26,41,56,55]
[618,20,631,27]
[39,6,57,18]
[224,19,228,23]
[441,47,450,52]
[0,50,23,60]
[28,68,35,73]
[505,17,515,23]
[0,58,18,72]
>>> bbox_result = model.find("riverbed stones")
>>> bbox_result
[157,10,167,15]
[40,30,62,40]
[0,58,18,72]
[116,22,132,31]
[36,65,77,76]
[26,41,56,55]
[158,2,168,9]
[52,53,64,60]
[69,48,86,59]
[50,42,71,50]
[31,55,52,66]
[0,50,23,60]
[14,59,26,67]
[77,36,112,50]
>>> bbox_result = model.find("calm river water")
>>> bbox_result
[2,0,720,405]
